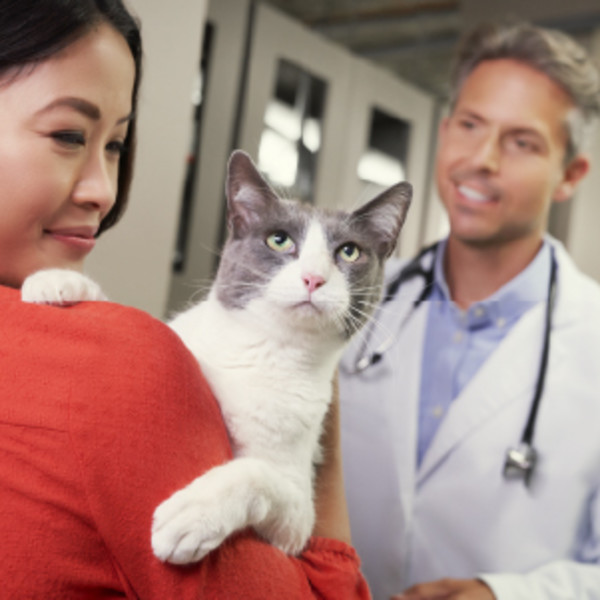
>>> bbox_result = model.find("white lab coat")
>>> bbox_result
[339,238,600,600]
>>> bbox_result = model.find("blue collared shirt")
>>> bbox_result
[417,240,552,466]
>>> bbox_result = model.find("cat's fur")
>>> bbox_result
[22,150,411,564]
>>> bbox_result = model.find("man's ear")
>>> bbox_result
[438,116,450,141]
[553,154,590,203]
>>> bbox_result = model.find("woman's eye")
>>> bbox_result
[106,140,126,156]
[266,231,295,253]
[51,131,86,147]
[338,242,361,263]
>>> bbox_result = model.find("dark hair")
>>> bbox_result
[0,0,143,235]
[450,22,600,162]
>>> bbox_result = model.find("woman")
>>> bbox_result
[0,1,370,598]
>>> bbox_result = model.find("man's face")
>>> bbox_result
[435,58,587,248]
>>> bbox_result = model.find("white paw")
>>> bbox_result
[152,477,240,564]
[21,269,107,305]
[268,520,313,556]
[257,500,314,556]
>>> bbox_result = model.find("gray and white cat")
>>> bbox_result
[22,150,411,564]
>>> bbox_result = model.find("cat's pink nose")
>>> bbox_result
[302,274,325,294]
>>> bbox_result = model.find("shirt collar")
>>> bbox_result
[431,238,552,330]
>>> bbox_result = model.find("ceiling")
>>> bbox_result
[261,0,600,100]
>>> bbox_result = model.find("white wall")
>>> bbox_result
[566,27,600,282]
[462,0,600,25]
[167,0,252,316]
[85,0,208,318]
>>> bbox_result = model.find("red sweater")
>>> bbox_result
[0,285,370,599]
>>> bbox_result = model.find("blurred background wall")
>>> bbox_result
[86,0,600,318]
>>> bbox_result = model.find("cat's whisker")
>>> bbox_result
[346,303,392,340]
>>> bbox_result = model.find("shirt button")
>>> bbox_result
[474,306,485,318]
[431,405,444,418]
[497,317,506,328]
[453,331,463,343]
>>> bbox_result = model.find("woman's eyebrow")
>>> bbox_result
[37,96,101,120]
[35,96,133,124]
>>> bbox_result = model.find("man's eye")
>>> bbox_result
[338,242,361,263]
[266,231,295,253]
[51,131,86,147]
[513,137,538,152]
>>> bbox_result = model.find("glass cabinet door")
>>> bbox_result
[167,0,438,314]
[257,59,327,203]
[238,2,355,210]
[337,57,436,258]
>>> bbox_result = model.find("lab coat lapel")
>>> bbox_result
[340,271,428,522]
[386,299,428,516]
[417,301,546,485]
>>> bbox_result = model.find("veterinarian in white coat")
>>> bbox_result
[339,22,600,600]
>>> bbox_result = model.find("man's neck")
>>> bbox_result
[443,235,544,310]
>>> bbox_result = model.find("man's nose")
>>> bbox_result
[470,133,501,173]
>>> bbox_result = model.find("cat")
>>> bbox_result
[22,149,411,564]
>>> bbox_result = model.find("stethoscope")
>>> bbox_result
[351,242,558,486]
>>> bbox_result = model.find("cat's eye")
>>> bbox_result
[266,231,295,253]
[338,242,361,263]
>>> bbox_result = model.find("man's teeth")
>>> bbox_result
[458,185,490,203]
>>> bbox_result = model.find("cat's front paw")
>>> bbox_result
[21,269,107,305]
[266,519,313,556]
[152,477,238,564]
[257,497,314,556]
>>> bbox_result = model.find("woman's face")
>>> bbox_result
[0,23,136,288]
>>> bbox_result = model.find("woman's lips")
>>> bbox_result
[45,227,98,252]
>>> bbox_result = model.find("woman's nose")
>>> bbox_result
[71,153,117,216]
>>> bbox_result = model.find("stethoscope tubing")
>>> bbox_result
[520,251,558,446]
[351,242,558,485]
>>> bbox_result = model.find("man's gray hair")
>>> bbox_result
[449,22,600,162]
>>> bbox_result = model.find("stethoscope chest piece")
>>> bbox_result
[503,442,537,486]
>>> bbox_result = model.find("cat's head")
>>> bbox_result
[214,150,411,341]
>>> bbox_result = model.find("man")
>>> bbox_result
[339,22,600,600]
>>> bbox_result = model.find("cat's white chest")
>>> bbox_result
[170,296,337,460]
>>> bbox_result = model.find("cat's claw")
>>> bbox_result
[21,269,107,305]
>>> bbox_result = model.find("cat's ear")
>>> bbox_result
[226,150,280,238]
[351,182,412,258]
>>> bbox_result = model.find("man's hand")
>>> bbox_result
[391,577,495,600]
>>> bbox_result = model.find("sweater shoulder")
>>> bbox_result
[52,299,192,369]
[0,293,203,402]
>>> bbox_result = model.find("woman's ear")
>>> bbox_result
[553,154,590,203]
